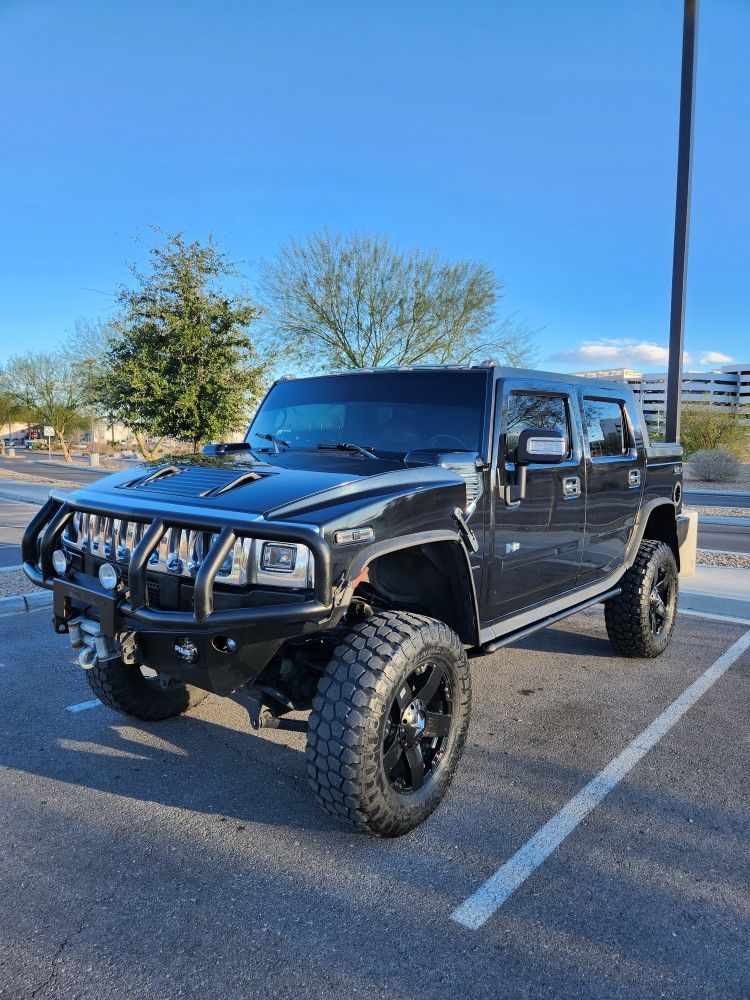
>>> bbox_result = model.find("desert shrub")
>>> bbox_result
[680,404,748,458]
[689,448,741,483]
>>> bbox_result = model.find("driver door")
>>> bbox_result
[484,380,586,622]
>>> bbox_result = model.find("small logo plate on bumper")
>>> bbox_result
[174,637,199,663]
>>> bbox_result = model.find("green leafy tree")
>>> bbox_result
[260,230,536,371]
[680,403,749,458]
[0,352,89,461]
[94,231,267,456]
[0,390,31,452]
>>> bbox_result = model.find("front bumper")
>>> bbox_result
[23,493,334,637]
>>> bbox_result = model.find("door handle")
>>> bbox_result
[628,469,641,488]
[562,476,581,498]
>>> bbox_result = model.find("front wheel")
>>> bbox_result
[306,611,471,836]
[605,540,679,658]
[86,657,208,721]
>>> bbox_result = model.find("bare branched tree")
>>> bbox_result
[0,351,89,461]
[260,231,536,371]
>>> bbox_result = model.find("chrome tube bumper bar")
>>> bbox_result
[23,495,333,631]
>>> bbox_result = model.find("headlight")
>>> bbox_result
[255,541,313,589]
[260,542,297,572]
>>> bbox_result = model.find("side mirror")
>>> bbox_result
[515,428,568,465]
[504,428,567,505]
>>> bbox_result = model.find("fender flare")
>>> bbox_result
[626,497,680,568]
[341,529,482,645]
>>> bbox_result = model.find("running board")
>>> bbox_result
[479,586,621,655]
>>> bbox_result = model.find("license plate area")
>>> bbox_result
[53,578,118,635]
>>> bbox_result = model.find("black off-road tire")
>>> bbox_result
[605,540,679,658]
[86,658,208,721]
[306,611,471,837]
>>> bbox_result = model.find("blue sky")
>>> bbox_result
[1,0,747,372]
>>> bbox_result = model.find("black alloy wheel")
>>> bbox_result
[649,566,672,637]
[382,659,453,793]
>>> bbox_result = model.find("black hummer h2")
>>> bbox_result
[23,365,688,836]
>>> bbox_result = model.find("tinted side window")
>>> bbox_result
[505,393,569,462]
[584,399,628,458]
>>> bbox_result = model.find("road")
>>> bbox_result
[697,522,750,554]
[684,489,750,509]
[0,454,110,485]
[0,606,748,999]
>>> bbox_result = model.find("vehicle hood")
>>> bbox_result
[64,451,467,522]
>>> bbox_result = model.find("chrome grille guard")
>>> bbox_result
[23,492,333,631]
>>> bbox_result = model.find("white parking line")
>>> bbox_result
[66,699,102,713]
[451,627,750,930]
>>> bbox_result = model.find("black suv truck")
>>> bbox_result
[23,365,687,836]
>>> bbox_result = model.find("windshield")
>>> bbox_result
[247,371,488,455]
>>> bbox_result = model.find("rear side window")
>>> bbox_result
[505,393,569,462]
[584,398,629,458]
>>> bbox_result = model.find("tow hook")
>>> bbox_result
[67,616,119,670]
[232,682,295,731]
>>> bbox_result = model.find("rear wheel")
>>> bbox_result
[306,611,471,836]
[86,657,208,721]
[605,540,679,658]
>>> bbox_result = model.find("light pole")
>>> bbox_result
[82,358,98,459]
[665,0,698,443]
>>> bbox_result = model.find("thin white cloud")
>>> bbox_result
[550,338,739,372]
[550,339,678,369]
[699,351,734,365]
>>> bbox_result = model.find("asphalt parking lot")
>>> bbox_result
[1,606,748,999]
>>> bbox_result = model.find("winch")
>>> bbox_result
[66,616,120,669]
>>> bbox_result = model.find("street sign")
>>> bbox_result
[43,426,54,438]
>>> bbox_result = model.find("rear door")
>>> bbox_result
[577,391,644,583]
[484,379,586,622]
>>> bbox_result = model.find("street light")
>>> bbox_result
[82,358,97,455]
[665,0,698,443]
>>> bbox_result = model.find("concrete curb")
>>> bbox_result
[679,591,750,619]
[0,591,52,617]
[0,489,49,506]
[684,489,750,498]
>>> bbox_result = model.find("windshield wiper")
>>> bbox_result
[317,442,378,460]
[255,432,291,455]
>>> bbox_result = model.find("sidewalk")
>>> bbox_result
[0,479,62,505]
[680,564,750,621]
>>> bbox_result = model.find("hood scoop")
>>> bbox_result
[120,464,271,499]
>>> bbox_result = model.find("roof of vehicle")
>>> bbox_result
[276,363,632,392]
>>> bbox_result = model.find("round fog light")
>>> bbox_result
[98,562,120,590]
[52,549,69,575]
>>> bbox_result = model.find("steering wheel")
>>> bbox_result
[427,434,468,450]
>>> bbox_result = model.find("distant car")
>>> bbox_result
[23,364,687,836]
